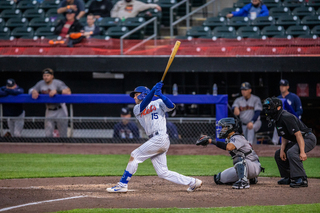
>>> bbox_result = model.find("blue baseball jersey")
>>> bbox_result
[278,92,303,117]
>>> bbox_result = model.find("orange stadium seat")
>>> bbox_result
[280,47,306,55]
[47,47,73,55]
[178,47,206,56]
[268,35,295,46]
[22,47,48,55]
[305,46,320,54]
[255,46,283,55]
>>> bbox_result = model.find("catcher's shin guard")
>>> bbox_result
[233,156,247,181]
[214,172,224,185]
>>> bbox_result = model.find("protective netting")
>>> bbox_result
[0,37,319,56]
[0,117,216,143]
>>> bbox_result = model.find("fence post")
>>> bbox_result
[0,104,3,136]
[70,104,74,138]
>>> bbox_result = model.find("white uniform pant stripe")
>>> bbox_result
[126,135,194,186]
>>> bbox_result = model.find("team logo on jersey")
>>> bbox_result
[140,105,157,117]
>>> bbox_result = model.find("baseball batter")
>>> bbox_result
[232,82,262,144]
[29,68,71,137]
[107,82,202,193]
[196,117,263,189]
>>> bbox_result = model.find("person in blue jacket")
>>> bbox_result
[272,79,303,145]
[0,79,25,137]
[226,0,269,20]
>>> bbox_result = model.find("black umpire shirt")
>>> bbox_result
[275,110,312,143]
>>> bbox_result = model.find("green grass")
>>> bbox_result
[0,153,319,179]
[56,203,320,213]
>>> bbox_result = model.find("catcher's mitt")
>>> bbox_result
[196,135,211,146]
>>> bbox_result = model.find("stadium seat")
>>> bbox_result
[34,26,55,37]
[23,47,48,55]
[16,0,39,11]
[250,16,275,28]
[255,46,282,55]
[5,17,29,29]
[306,0,320,9]
[275,15,300,28]
[0,0,16,10]
[292,7,316,18]
[40,0,61,10]
[104,26,129,38]
[212,26,236,37]
[263,0,282,9]
[294,35,319,46]
[311,25,320,35]
[0,18,5,29]
[286,25,310,36]
[219,36,244,46]
[218,7,239,17]
[186,26,212,38]
[301,16,320,29]
[10,27,34,38]
[280,47,306,54]
[245,35,269,46]
[233,0,251,8]
[305,46,320,54]
[123,17,146,39]
[236,26,260,38]
[269,7,291,18]
[206,46,229,56]
[282,0,306,9]
[0,27,11,40]
[29,17,52,29]
[159,0,177,26]
[23,9,45,19]
[227,16,250,28]
[0,9,22,20]
[99,17,121,31]
[203,17,227,30]
[47,48,73,55]
[269,35,295,46]
[230,46,256,55]
[261,25,285,36]
[137,8,162,36]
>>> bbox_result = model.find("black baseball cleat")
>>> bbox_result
[249,177,258,184]
[232,179,250,189]
[290,178,308,188]
[278,177,291,185]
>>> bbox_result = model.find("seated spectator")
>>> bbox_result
[54,9,84,47]
[165,113,179,139]
[82,13,101,38]
[111,0,161,20]
[88,0,114,20]
[226,0,269,20]
[0,79,25,137]
[113,107,140,139]
[57,0,86,20]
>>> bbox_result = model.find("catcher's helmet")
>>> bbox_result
[217,117,238,139]
[263,97,282,118]
[130,86,150,100]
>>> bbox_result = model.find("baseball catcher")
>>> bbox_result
[196,117,263,189]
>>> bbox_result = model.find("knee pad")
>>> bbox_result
[213,172,224,185]
[233,156,247,180]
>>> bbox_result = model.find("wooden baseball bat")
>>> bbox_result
[161,41,181,82]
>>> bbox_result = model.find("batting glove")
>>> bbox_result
[155,88,162,96]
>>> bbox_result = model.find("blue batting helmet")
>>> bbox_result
[130,86,150,100]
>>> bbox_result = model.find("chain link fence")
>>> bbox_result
[0,117,216,143]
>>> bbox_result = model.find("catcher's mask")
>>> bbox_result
[217,117,238,139]
[263,97,282,119]
[130,86,150,101]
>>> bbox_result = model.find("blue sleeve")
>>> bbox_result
[158,94,174,109]
[140,88,156,112]
[232,4,250,17]
[258,5,269,17]
[0,87,8,97]
[293,95,303,117]
[251,110,261,122]
[58,0,66,8]
[5,86,24,95]
[132,123,140,138]
[113,123,121,138]
[283,100,298,118]
[77,0,85,11]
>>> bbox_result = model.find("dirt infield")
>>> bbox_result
[0,143,320,213]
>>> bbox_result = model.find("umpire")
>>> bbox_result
[263,97,317,188]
